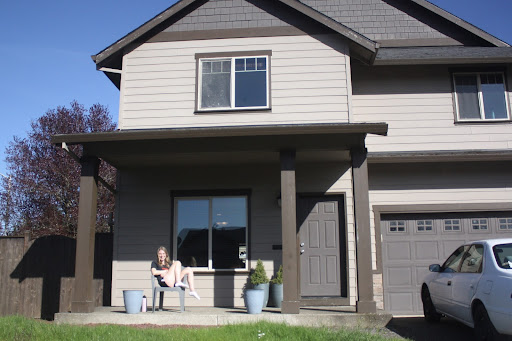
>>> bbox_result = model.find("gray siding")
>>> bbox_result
[165,0,291,32]
[302,0,448,41]
[163,0,451,42]
[111,162,356,307]
[352,64,512,153]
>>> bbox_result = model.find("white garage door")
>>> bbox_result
[381,211,512,315]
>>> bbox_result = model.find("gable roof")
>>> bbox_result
[92,0,377,71]
[93,0,511,87]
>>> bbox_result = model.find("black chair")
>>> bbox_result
[150,273,186,312]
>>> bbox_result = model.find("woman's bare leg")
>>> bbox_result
[181,267,200,300]
[180,267,195,291]
[162,262,178,287]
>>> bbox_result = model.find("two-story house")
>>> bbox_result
[52,0,512,315]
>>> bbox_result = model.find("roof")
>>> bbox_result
[92,0,512,88]
[92,0,378,71]
[374,46,512,65]
[51,123,388,168]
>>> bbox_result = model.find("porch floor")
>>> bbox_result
[54,306,392,329]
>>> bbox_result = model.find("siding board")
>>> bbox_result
[119,35,350,130]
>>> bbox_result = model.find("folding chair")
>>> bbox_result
[151,273,186,312]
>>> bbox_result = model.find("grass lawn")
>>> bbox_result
[0,315,404,341]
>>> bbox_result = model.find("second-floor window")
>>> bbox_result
[198,54,270,111]
[453,72,510,122]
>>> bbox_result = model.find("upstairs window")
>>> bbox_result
[197,52,270,111]
[453,72,510,122]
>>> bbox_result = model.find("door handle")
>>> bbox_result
[447,281,452,286]
[300,249,305,254]
[300,243,305,247]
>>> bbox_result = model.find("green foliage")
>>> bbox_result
[250,259,270,285]
[0,101,116,237]
[0,316,403,341]
[271,265,283,284]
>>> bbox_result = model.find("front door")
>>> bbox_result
[298,195,346,297]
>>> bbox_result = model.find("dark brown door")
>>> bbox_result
[298,195,346,297]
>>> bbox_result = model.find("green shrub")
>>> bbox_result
[271,265,283,284]
[250,259,269,285]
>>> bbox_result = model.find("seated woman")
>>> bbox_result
[151,246,200,300]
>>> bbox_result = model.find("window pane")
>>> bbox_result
[481,73,508,119]
[235,70,267,107]
[257,58,266,71]
[245,58,256,71]
[176,199,209,267]
[472,218,488,230]
[493,243,512,269]
[212,197,247,269]
[454,75,480,119]
[443,246,466,273]
[201,60,231,108]
[235,59,245,71]
[460,244,483,273]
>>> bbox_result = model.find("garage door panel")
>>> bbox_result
[386,267,413,286]
[385,292,416,314]
[381,211,512,315]
[442,240,466,258]
[415,266,431,286]
[415,241,439,260]
[385,241,411,261]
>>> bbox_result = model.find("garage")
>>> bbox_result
[380,211,512,315]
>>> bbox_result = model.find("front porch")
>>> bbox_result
[55,306,392,328]
[51,122,388,315]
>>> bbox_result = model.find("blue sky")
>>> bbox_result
[0,0,511,177]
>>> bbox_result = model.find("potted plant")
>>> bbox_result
[270,265,283,308]
[250,259,270,308]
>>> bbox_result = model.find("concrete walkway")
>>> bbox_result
[55,306,393,329]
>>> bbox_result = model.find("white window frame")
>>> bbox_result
[173,195,249,272]
[453,71,510,122]
[197,55,270,112]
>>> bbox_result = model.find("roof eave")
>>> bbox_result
[51,123,389,146]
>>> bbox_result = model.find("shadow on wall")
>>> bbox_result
[9,234,112,320]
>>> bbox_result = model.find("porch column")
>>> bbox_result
[351,148,377,313]
[71,155,100,313]
[280,150,300,314]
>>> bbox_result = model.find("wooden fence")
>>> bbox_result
[0,232,112,320]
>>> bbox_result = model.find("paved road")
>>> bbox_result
[385,316,475,341]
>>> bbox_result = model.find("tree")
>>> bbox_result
[0,101,116,238]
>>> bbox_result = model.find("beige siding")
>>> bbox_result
[352,65,512,153]
[119,35,350,129]
[111,161,356,307]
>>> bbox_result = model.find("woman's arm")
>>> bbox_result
[151,268,168,276]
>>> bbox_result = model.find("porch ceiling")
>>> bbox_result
[51,123,388,168]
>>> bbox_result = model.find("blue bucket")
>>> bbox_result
[123,290,143,314]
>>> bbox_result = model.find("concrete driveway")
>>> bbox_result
[385,316,475,341]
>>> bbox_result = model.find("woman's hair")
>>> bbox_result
[156,246,171,266]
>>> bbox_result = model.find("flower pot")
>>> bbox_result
[245,289,265,314]
[253,283,269,307]
[270,283,283,308]
[123,290,143,314]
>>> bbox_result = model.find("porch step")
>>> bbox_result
[54,306,392,329]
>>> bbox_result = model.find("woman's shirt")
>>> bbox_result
[151,261,169,282]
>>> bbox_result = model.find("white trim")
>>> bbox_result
[197,56,270,111]
[453,71,510,122]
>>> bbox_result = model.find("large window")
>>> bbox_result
[197,52,270,111]
[453,72,510,121]
[174,195,248,270]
